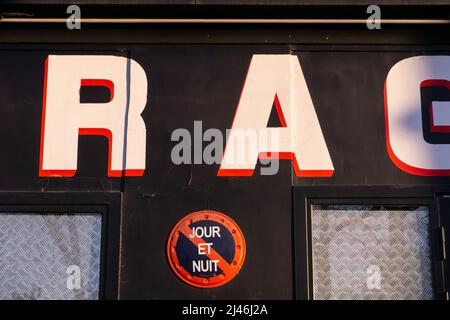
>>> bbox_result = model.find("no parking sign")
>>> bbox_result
[167,210,246,288]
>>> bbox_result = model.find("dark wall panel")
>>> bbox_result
[0,43,449,299]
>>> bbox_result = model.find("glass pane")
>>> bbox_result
[0,213,102,300]
[312,205,434,300]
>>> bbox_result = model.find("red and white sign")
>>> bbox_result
[167,210,246,288]
[38,54,450,178]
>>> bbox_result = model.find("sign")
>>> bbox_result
[2,48,450,184]
[167,210,246,288]
[38,54,334,178]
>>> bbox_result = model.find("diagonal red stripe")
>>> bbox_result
[178,224,234,276]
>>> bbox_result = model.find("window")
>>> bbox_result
[0,213,102,300]
[0,193,120,300]
[293,187,445,300]
[311,205,434,300]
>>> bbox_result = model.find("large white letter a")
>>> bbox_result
[218,54,334,177]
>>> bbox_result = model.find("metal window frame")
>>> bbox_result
[293,186,447,300]
[0,192,121,300]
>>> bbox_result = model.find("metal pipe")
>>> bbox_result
[0,18,449,24]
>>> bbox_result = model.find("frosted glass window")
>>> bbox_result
[312,205,434,300]
[0,214,102,300]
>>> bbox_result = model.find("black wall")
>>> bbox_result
[0,22,449,299]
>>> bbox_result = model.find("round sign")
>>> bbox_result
[167,210,246,288]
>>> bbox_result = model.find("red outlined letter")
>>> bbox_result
[39,55,147,177]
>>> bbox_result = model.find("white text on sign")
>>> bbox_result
[190,226,222,273]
